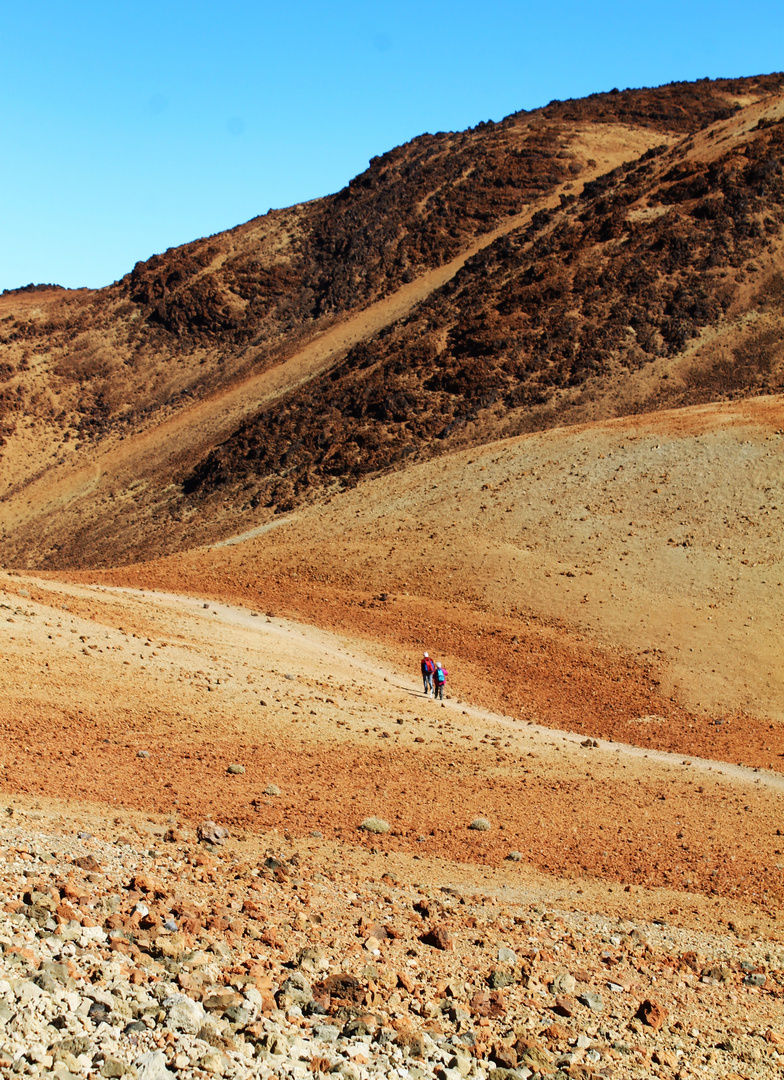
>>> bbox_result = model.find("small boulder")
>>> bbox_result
[490,1043,518,1069]
[316,972,365,1005]
[203,987,243,1013]
[488,968,515,990]
[277,971,313,1008]
[553,994,577,1017]
[135,1050,175,1080]
[515,1042,554,1074]
[422,924,455,951]
[197,821,228,845]
[73,854,101,872]
[165,994,207,1034]
[550,972,576,995]
[358,817,390,834]
[637,998,667,1030]
[579,991,604,1012]
[395,1030,425,1058]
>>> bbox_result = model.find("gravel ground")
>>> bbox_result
[1,804,782,1080]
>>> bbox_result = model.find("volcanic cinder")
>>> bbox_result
[0,73,783,1080]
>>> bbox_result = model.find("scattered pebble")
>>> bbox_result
[0,803,779,1080]
[358,816,390,834]
[468,818,491,831]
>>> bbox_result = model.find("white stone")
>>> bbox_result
[243,986,263,1013]
[288,1036,310,1058]
[27,1043,51,1064]
[78,926,106,946]
[164,993,207,1035]
[135,1049,175,1080]
[551,972,576,995]
[200,1048,228,1075]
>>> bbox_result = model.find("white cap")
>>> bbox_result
[436,662,442,668]
[423,652,428,657]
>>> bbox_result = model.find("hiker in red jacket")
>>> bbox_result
[421,652,435,696]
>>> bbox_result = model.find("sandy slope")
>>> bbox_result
[3,573,783,923]
[87,396,783,744]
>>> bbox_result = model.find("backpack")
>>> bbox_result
[424,657,435,674]
[435,666,446,684]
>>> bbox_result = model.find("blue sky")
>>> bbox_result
[1,0,782,292]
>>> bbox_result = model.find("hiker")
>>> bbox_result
[434,661,448,700]
[421,652,435,696]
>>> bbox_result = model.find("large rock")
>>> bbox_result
[395,1030,426,1058]
[276,971,312,1008]
[315,973,365,1005]
[578,991,604,1012]
[135,1051,174,1080]
[637,998,667,1030]
[202,987,244,1013]
[488,968,515,990]
[164,993,207,1034]
[421,924,454,951]
[199,1049,230,1075]
[551,972,576,995]
[197,821,229,845]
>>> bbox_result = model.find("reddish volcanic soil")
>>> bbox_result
[81,397,784,769]
[3,573,783,929]
[2,80,784,1080]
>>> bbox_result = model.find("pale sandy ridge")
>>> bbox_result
[4,568,784,916]
[6,568,784,809]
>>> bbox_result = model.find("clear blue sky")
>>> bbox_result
[1,0,782,292]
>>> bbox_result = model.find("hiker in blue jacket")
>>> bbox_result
[433,661,448,700]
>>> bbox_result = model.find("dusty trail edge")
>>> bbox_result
[46,578,784,796]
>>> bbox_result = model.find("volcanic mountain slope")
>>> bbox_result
[2,75,784,568]
[87,394,784,735]
[183,92,784,519]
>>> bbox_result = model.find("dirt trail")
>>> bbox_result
[89,582,784,796]
[108,396,782,736]
[4,572,784,911]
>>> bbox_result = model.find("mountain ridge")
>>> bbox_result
[1,73,783,568]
